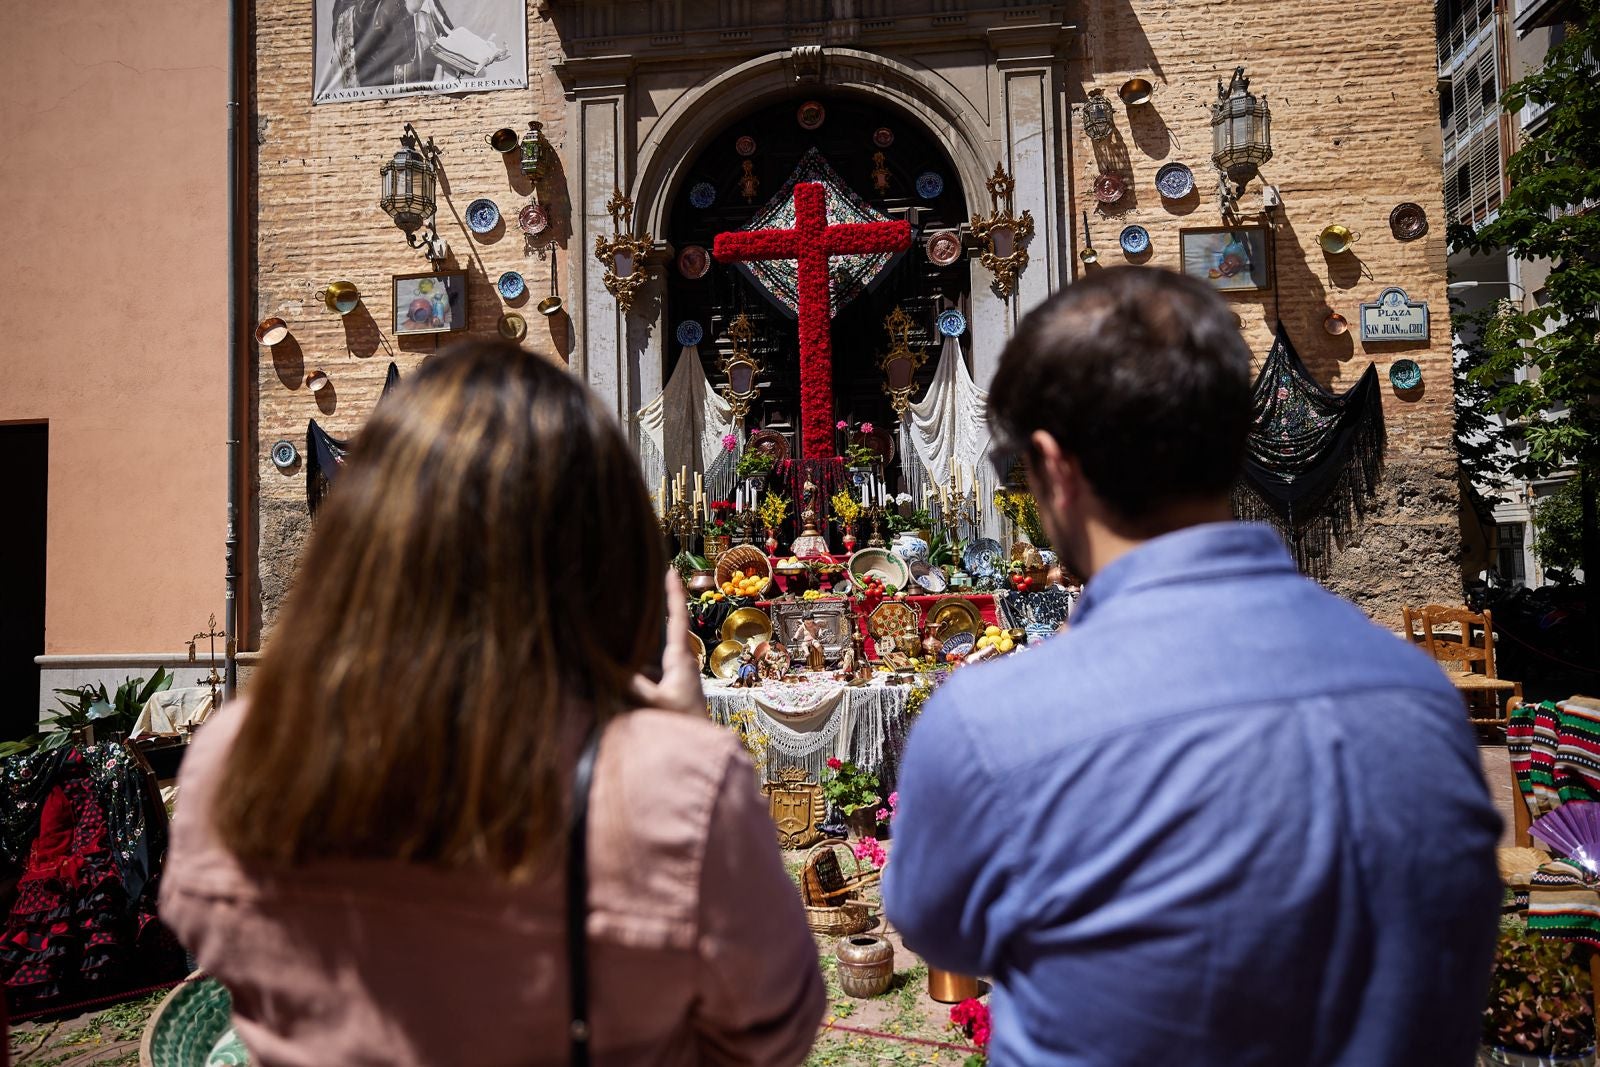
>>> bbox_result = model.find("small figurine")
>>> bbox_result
[798,614,828,672]
[760,639,791,681]
[851,631,872,684]
[871,150,891,195]
[733,646,760,688]
[739,159,760,203]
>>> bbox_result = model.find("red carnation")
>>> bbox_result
[826,757,843,770]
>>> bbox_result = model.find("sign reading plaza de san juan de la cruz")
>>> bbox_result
[1359,287,1430,343]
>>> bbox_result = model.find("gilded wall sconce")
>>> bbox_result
[878,306,927,418]
[720,313,762,422]
[593,188,653,313]
[970,163,1034,300]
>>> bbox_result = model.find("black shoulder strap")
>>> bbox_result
[566,726,600,1067]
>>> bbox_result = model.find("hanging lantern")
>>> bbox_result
[1210,67,1273,193]
[1081,89,1115,141]
[520,120,549,180]
[379,123,445,261]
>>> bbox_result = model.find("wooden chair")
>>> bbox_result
[1401,605,1432,646]
[1421,605,1523,726]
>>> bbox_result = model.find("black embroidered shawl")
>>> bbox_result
[306,361,400,516]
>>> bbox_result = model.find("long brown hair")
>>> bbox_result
[214,341,665,878]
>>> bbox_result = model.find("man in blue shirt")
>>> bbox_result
[883,267,1501,1065]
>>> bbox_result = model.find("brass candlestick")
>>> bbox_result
[187,613,227,714]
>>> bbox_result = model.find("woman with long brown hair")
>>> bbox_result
[161,341,824,1065]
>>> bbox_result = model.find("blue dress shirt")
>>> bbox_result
[884,522,1502,1066]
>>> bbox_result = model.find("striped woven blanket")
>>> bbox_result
[1511,697,1600,945]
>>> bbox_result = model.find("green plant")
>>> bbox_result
[821,757,881,816]
[736,449,777,479]
[928,529,961,569]
[885,508,932,535]
[995,490,1050,549]
[1482,919,1594,1058]
[671,552,712,580]
[0,670,172,757]
[843,443,878,468]
[1534,478,1585,579]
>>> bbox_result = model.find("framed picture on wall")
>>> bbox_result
[393,272,467,336]
[1179,226,1271,292]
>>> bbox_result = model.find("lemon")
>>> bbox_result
[999,639,1015,653]
[985,625,1001,637]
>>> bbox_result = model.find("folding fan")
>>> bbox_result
[1529,802,1600,874]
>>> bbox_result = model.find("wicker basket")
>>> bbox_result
[804,898,875,937]
[716,545,773,596]
[799,840,881,936]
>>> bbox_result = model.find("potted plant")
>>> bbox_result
[735,448,776,483]
[705,500,735,558]
[822,756,882,838]
[0,670,173,757]
[758,491,789,556]
[1481,919,1596,1066]
[831,489,864,553]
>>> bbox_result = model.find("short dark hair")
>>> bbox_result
[988,266,1253,522]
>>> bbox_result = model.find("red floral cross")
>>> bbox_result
[713,182,910,458]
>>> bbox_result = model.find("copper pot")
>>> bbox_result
[927,967,981,1003]
[922,631,944,660]
[836,934,895,998]
[686,570,718,596]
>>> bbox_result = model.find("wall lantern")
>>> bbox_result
[970,163,1034,300]
[1081,89,1115,141]
[1210,66,1273,215]
[593,188,653,313]
[720,313,763,423]
[519,120,549,182]
[379,123,447,262]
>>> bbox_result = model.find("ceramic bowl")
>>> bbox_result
[916,172,944,200]
[1155,162,1195,200]
[937,309,967,337]
[466,198,501,234]
[735,135,757,157]
[517,202,548,236]
[1389,359,1422,390]
[1119,225,1150,255]
[497,271,525,300]
[848,547,911,592]
[689,182,716,209]
[676,320,704,347]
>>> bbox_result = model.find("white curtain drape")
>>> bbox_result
[897,334,998,538]
[633,345,736,505]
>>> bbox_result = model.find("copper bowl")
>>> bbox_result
[1118,77,1154,105]
[254,317,289,346]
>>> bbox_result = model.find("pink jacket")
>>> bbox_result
[160,705,825,1066]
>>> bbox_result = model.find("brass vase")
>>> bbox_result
[835,934,895,998]
[927,967,981,1003]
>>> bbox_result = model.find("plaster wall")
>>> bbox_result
[0,1,229,684]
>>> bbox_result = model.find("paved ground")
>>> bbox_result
[1480,741,1517,846]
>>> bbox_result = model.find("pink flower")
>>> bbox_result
[860,422,874,434]
[722,432,738,451]
[836,420,848,431]
[851,837,887,868]
[826,757,843,770]
[888,791,899,814]
[875,808,890,823]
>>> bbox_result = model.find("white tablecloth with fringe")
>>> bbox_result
[704,675,915,785]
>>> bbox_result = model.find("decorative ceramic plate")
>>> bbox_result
[466,198,500,234]
[940,632,976,658]
[926,229,962,267]
[963,537,1004,579]
[867,599,919,638]
[797,100,826,130]
[517,201,548,235]
[1093,172,1126,204]
[721,606,773,644]
[709,639,746,680]
[1025,622,1057,645]
[916,172,945,200]
[497,271,525,300]
[748,428,790,463]
[850,548,912,593]
[677,245,710,279]
[1155,162,1195,199]
[676,320,704,347]
[913,562,949,594]
[1389,202,1428,242]
[937,309,967,337]
[1389,359,1422,390]
[270,440,298,470]
[497,312,526,340]
[144,973,239,1067]
[735,135,757,157]
[927,596,984,640]
[689,182,717,209]
[873,126,895,148]
[1119,225,1150,255]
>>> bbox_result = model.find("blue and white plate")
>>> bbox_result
[676,320,704,347]
[937,309,967,337]
[916,172,944,200]
[940,632,976,658]
[497,271,525,300]
[1119,225,1150,255]
[1155,162,1195,200]
[962,537,1004,579]
[270,440,298,470]
[1389,359,1422,390]
[466,198,500,234]
[689,182,717,209]
[913,562,948,594]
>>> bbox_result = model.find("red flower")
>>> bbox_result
[710,500,734,513]
[950,998,991,1050]
[826,757,843,770]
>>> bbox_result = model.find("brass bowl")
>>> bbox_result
[709,639,746,680]
[721,607,773,645]
[537,295,563,316]
[1118,77,1154,106]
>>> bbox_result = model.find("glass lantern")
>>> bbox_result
[379,129,436,236]
[1081,89,1115,141]
[520,120,548,180]
[1210,67,1272,189]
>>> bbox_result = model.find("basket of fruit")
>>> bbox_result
[716,545,773,598]
[847,547,910,594]
[974,624,1017,655]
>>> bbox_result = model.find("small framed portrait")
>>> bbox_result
[393,272,467,335]
[1179,227,1271,292]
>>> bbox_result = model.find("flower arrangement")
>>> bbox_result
[727,708,770,776]
[706,500,736,541]
[950,999,991,1064]
[1483,917,1594,1060]
[758,490,789,530]
[722,431,740,452]
[851,835,887,869]
[995,489,1051,549]
[736,448,776,479]
[831,490,863,528]
[822,756,881,816]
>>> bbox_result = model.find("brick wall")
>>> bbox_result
[252,0,1459,636]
